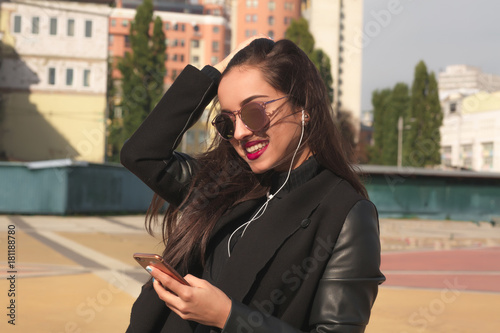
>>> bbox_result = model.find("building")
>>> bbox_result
[303,0,363,129]
[438,65,500,94]
[0,0,111,162]
[109,0,229,85]
[230,0,301,47]
[440,91,500,172]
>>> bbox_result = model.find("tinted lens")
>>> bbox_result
[240,103,268,131]
[214,114,235,140]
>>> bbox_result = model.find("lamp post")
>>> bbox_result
[397,116,415,167]
[397,116,403,167]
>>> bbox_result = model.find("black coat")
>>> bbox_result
[121,65,385,333]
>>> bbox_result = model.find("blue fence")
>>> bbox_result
[361,165,500,223]
[0,159,153,214]
[1,160,499,221]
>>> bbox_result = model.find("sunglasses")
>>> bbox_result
[212,96,288,140]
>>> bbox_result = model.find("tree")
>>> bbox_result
[107,0,166,162]
[285,17,314,55]
[368,88,392,165]
[404,61,443,167]
[382,83,410,165]
[286,18,333,103]
[310,49,334,103]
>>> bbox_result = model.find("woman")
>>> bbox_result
[121,37,385,333]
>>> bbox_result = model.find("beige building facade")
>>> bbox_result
[0,0,111,162]
[304,0,363,128]
[440,91,500,172]
[439,65,500,93]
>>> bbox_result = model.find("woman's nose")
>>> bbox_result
[233,116,253,141]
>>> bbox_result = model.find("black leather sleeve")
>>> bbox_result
[221,200,385,333]
[120,65,220,206]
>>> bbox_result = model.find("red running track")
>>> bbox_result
[380,247,500,292]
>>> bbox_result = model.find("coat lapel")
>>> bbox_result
[216,170,341,302]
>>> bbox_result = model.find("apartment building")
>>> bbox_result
[230,0,301,47]
[0,0,111,162]
[303,0,363,128]
[109,0,228,85]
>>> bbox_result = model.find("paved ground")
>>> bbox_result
[1,215,499,332]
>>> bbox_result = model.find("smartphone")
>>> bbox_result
[133,253,190,286]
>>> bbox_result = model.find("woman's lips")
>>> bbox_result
[245,141,269,160]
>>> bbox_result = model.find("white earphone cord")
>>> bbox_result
[227,110,306,257]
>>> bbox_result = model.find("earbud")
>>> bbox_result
[301,110,305,125]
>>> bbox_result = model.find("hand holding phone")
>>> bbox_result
[133,253,190,286]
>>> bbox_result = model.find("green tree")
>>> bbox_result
[286,18,333,103]
[310,49,334,103]
[107,0,166,162]
[404,61,443,167]
[382,83,410,165]
[369,88,392,165]
[285,17,314,55]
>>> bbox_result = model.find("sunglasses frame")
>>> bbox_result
[212,95,288,140]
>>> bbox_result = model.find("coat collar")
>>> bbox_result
[214,169,342,302]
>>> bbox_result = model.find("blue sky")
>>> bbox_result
[361,0,500,111]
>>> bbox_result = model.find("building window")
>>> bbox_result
[165,22,170,30]
[180,39,185,47]
[245,29,250,37]
[173,23,178,31]
[13,15,21,33]
[109,35,114,45]
[85,20,92,38]
[48,67,56,85]
[192,55,199,63]
[67,19,75,36]
[125,35,130,47]
[284,17,290,25]
[180,54,184,62]
[122,20,128,27]
[442,146,452,167]
[32,17,40,34]
[113,106,122,119]
[460,144,473,169]
[186,131,195,145]
[450,102,457,113]
[268,1,275,10]
[198,130,207,145]
[246,14,251,22]
[253,14,258,22]
[172,39,178,47]
[83,69,91,87]
[246,0,258,7]
[181,24,185,31]
[212,41,219,52]
[50,17,57,35]
[194,24,199,33]
[482,142,494,171]
[284,2,294,10]
[66,68,74,86]
[213,26,219,33]
[211,56,218,65]
[111,19,116,27]
[172,54,178,61]
[268,30,274,40]
[268,16,274,25]
[191,40,200,48]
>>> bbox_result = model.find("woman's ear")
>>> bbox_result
[302,111,310,125]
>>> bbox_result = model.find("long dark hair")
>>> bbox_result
[147,39,367,273]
